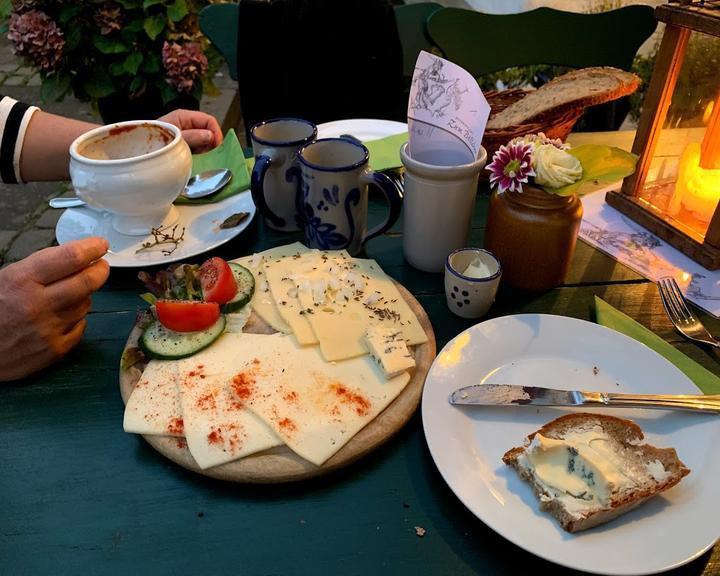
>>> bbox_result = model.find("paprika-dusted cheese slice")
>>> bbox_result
[225,333,411,466]
[173,337,284,469]
[124,360,184,437]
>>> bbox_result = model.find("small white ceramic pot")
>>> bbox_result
[69,120,192,236]
[444,247,502,319]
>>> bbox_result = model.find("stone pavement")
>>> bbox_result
[0,34,240,266]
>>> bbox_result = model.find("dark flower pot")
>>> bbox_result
[97,88,199,124]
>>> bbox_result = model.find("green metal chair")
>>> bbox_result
[426,5,657,131]
[394,2,443,110]
[426,5,657,76]
[394,2,443,82]
[199,2,240,81]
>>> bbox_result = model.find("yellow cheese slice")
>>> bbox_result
[231,241,310,333]
[124,360,184,437]
[174,335,284,470]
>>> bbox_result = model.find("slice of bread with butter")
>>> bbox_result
[502,413,690,533]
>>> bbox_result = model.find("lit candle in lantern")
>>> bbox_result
[671,97,720,223]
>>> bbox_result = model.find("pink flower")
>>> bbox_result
[162,41,208,93]
[8,10,64,73]
[486,142,536,193]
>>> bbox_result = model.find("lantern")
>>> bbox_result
[606,2,720,269]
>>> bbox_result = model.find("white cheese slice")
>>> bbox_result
[232,241,310,333]
[225,334,411,466]
[174,335,284,470]
[364,325,416,379]
[124,360,184,437]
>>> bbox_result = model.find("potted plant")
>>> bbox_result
[4,0,227,123]
[484,133,638,291]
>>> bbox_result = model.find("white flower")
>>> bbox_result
[533,144,582,189]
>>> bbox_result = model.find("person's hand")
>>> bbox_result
[159,109,223,153]
[0,237,110,381]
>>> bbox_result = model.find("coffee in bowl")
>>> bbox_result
[69,120,192,236]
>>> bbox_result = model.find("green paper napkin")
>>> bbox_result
[594,296,720,394]
[174,128,250,205]
[364,132,407,172]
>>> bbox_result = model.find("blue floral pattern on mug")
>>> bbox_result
[303,201,349,249]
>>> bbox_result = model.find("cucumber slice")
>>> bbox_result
[139,315,226,360]
[222,262,255,313]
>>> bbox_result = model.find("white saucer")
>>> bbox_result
[55,192,256,268]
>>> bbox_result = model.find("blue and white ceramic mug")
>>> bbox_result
[250,118,317,231]
[297,138,402,256]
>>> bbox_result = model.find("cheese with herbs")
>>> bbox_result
[263,251,323,345]
[286,254,428,361]
[232,242,310,333]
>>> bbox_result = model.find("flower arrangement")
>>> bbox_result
[4,1,228,113]
[486,132,638,197]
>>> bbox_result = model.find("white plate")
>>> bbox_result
[55,192,256,268]
[317,118,407,141]
[422,314,719,575]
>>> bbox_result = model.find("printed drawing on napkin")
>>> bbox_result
[407,50,490,164]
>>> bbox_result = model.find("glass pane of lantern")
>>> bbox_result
[635,30,720,242]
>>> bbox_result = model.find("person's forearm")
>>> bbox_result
[19,111,99,182]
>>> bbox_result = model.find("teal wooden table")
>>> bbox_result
[1,190,717,576]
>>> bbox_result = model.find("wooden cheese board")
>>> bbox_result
[119,282,436,483]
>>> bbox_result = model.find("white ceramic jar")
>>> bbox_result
[400,143,487,273]
[69,120,192,236]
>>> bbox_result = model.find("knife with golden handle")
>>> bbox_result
[449,384,720,414]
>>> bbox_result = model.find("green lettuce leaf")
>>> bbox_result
[547,144,638,197]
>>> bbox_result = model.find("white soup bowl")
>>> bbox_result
[69,120,191,236]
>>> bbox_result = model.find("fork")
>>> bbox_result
[657,276,720,348]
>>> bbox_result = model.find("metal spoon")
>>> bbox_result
[49,168,233,208]
[181,168,232,199]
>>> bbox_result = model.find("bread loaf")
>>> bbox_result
[487,67,640,130]
[502,412,690,533]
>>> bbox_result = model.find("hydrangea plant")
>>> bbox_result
[3,1,229,107]
[487,132,638,196]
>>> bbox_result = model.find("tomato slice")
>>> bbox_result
[199,257,238,304]
[156,300,221,332]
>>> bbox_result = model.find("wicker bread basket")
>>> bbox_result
[483,88,583,163]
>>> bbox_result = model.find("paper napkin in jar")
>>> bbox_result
[174,129,250,205]
[594,296,720,394]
